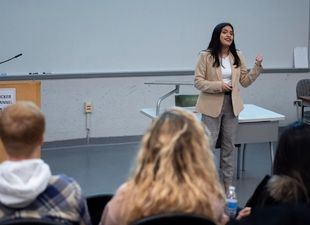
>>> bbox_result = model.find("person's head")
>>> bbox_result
[122,107,225,224]
[134,107,218,184]
[0,101,45,159]
[272,121,310,196]
[207,22,240,67]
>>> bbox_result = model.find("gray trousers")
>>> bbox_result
[201,95,238,187]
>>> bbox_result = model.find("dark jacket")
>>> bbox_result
[246,174,309,208]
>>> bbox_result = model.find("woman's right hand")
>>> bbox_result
[222,82,232,92]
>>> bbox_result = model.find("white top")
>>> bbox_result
[221,57,232,85]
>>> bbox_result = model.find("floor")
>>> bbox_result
[41,137,273,207]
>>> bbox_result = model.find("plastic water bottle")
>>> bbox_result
[226,186,238,218]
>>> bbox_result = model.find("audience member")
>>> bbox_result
[246,121,310,207]
[227,121,310,225]
[0,101,91,225]
[100,107,228,225]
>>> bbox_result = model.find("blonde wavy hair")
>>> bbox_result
[120,107,225,224]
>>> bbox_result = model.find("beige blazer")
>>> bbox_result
[194,50,262,117]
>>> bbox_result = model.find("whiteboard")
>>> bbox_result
[0,0,308,75]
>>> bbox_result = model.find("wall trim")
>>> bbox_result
[0,68,309,81]
[42,135,143,150]
[43,125,289,151]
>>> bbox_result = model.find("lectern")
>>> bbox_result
[0,80,41,162]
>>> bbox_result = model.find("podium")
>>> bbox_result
[0,80,41,162]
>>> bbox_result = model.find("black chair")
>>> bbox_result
[130,213,216,225]
[86,193,113,225]
[294,79,310,123]
[0,218,73,225]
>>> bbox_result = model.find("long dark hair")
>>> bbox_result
[206,22,240,68]
[273,121,310,196]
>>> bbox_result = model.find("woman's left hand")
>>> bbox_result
[255,55,263,66]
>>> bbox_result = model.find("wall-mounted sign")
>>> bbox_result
[0,88,16,111]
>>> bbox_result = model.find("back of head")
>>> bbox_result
[135,107,218,185]
[272,121,310,199]
[0,101,45,158]
[123,107,225,224]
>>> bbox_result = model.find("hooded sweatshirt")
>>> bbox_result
[0,159,51,208]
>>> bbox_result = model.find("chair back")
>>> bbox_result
[0,218,72,225]
[86,193,113,225]
[130,213,216,225]
[295,79,310,122]
[175,95,198,107]
[296,79,310,98]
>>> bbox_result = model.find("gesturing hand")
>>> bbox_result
[255,55,263,66]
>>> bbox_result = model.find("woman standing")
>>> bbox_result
[194,22,263,192]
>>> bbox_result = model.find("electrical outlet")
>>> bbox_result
[84,102,92,113]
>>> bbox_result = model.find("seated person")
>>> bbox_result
[100,107,228,225]
[0,101,91,225]
[246,121,310,207]
[229,121,310,224]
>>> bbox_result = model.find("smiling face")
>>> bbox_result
[220,25,234,48]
